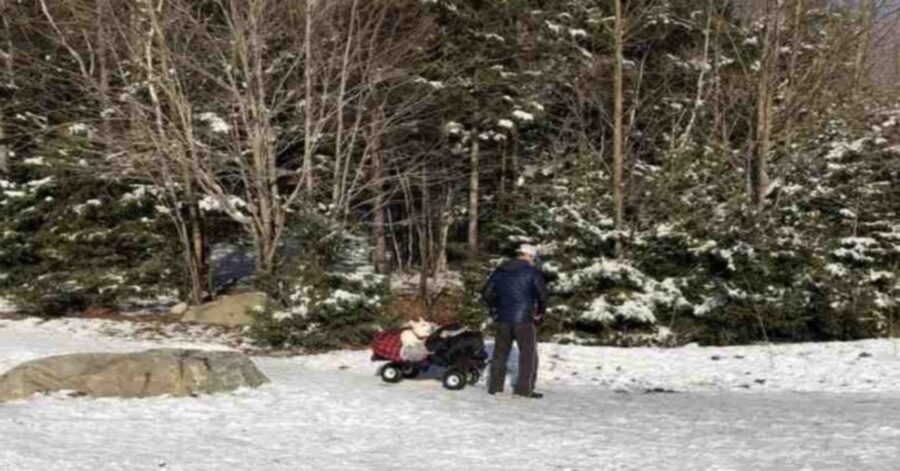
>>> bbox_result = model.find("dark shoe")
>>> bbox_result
[514,392,543,399]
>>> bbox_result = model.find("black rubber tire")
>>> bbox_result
[466,369,480,385]
[401,364,421,379]
[380,364,403,383]
[442,369,466,391]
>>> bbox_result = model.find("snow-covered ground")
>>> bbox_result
[3,317,900,470]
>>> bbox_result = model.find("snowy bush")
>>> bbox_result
[248,216,389,351]
[485,103,900,346]
[0,136,177,316]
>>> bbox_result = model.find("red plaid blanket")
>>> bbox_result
[372,330,404,362]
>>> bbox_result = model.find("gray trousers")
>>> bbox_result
[488,322,538,395]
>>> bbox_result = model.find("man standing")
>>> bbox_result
[482,244,547,398]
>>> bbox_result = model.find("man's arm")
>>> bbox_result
[481,274,498,319]
[532,269,548,323]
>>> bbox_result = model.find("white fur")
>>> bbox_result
[399,318,437,362]
[403,318,437,339]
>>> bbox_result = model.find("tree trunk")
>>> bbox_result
[141,6,210,303]
[612,0,625,244]
[418,164,430,302]
[95,0,112,146]
[372,143,388,274]
[0,113,6,175]
[386,206,404,272]
[435,189,454,273]
[853,0,874,93]
[0,104,6,174]
[498,146,507,213]
[256,232,276,278]
[467,137,480,260]
[895,39,900,87]
[676,0,713,152]
[190,204,209,297]
[401,177,415,270]
[783,0,803,141]
[176,223,204,306]
[302,0,315,194]
[509,136,519,192]
[0,0,11,174]
[752,0,779,210]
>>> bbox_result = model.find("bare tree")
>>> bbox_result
[371,109,389,274]
[854,0,876,93]
[612,0,626,238]
[674,0,716,153]
[752,0,781,210]
[0,0,11,174]
[467,137,480,259]
[92,0,429,277]
[22,0,212,303]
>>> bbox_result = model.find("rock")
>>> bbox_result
[170,302,189,316]
[182,292,267,327]
[0,349,268,402]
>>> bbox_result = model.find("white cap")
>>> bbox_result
[518,244,539,257]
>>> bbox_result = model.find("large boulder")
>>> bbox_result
[0,349,268,402]
[182,292,267,326]
[170,302,189,316]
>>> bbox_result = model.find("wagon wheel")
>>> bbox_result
[400,364,421,379]
[466,369,480,385]
[380,363,403,383]
[442,369,466,391]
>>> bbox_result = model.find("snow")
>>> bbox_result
[838,208,857,219]
[121,185,162,203]
[512,110,535,122]
[568,28,588,39]
[323,289,363,305]
[444,121,463,135]
[413,77,445,89]
[825,138,867,160]
[22,157,46,166]
[553,258,690,324]
[579,274,688,324]
[390,270,464,295]
[198,195,249,213]
[693,295,726,316]
[833,237,879,263]
[197,112,231,134]
[0,298,16,315]
[70,199,103,215]
[25,177,54,189]
[67,123,91,135]
[826,263,849,276]
[4,318,900,469]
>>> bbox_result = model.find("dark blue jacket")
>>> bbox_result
[481,259,548,324]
